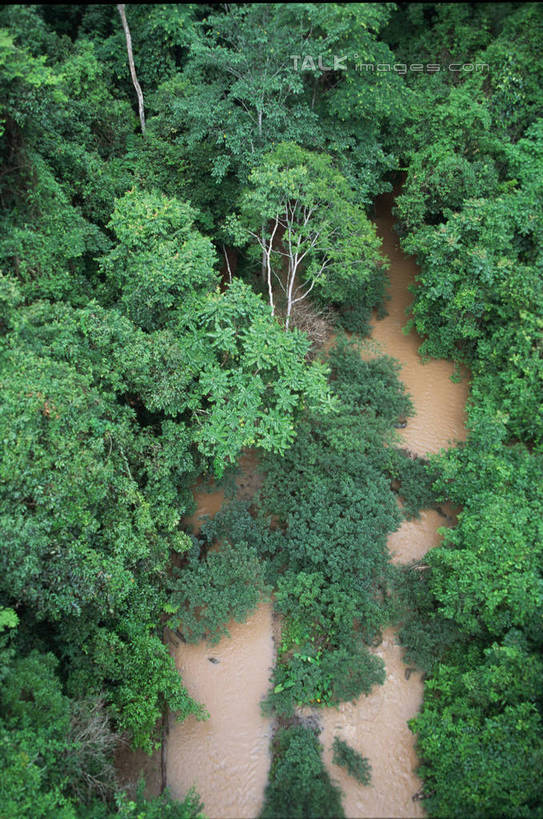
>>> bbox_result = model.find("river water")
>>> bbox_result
[121,191,469,817]
[314,192,468,819]
[166,453,275,819]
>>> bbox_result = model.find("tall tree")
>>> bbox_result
[229,143,383,328]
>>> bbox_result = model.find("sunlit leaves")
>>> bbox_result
[100,189,219,330]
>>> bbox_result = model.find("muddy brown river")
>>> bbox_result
[165,455,275,819]
[120,191,469,817]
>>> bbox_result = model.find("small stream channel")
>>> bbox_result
[119,190,469,818]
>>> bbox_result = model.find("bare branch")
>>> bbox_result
[292,277,317,305]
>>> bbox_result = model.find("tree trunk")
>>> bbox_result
[265,218,279,318]
[285,280,294,330]
[261,223,267,283]
[285,258,298,331]
[222,243,233,284]
[117,4,146,135]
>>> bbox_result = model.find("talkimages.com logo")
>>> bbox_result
[289,55,489,74]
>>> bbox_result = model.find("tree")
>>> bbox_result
[117,4,145,134]
[99,188,219,330]
[167,540,270,645]
[0,8,133,304]
[168,279,333,472]
[154,3,321,185]
[0,611,117,816]
[145,3,402,231]
[427,427,543,639]
[7,285,332,479]
[0,345,205,748]
[229,143,383,328]
[260,724,344,819]
[410,644,543,818]
[401,186,543,444]
[0,612,204,816]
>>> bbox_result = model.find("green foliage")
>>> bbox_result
[6,282,331,478]
[141,3,319,231]
[395,140,499,233]
[113,783,205,819]
[427,436,543,640]
[85,4,198,92]
[100,189,219,330]
[205,339,419,727]
[137,2,400,232]
[1,214,330,767]
[0,621,204,817]
[168,540,270,644]
[0,348,152,622]
[156,3,320,177]
[0,8,133,304]
[3,3,542,816]
[474,4,543,140]
[267,638,385,715]
[229,142,385,321]
[260,724,344,819]
[0,606,18,633]
[389,451,439,520]
[332,737,371,786]
[395,12,543,450]
[326,336,413,425]
[303,3,404,202]
[410,644,543,818]
[91,620,207,753]
[0,344,205,750]
[404,189,541,344]
[389,8,543,815]
[252,339,414,713]
[384,2,507,68]
[395,566,468,677]
[331,264,387,336]
[168,278,333,472]
[0,640,120,816]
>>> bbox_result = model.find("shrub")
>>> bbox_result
[167,541,270,644]
[260,724,344,819]
[332,737,372,786]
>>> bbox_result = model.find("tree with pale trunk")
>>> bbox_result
[117,3,146,135]
[228,143,383,329]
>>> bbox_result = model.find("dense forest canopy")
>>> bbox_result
[0,3,542,817]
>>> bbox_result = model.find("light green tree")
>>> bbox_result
[229,142,383,328]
